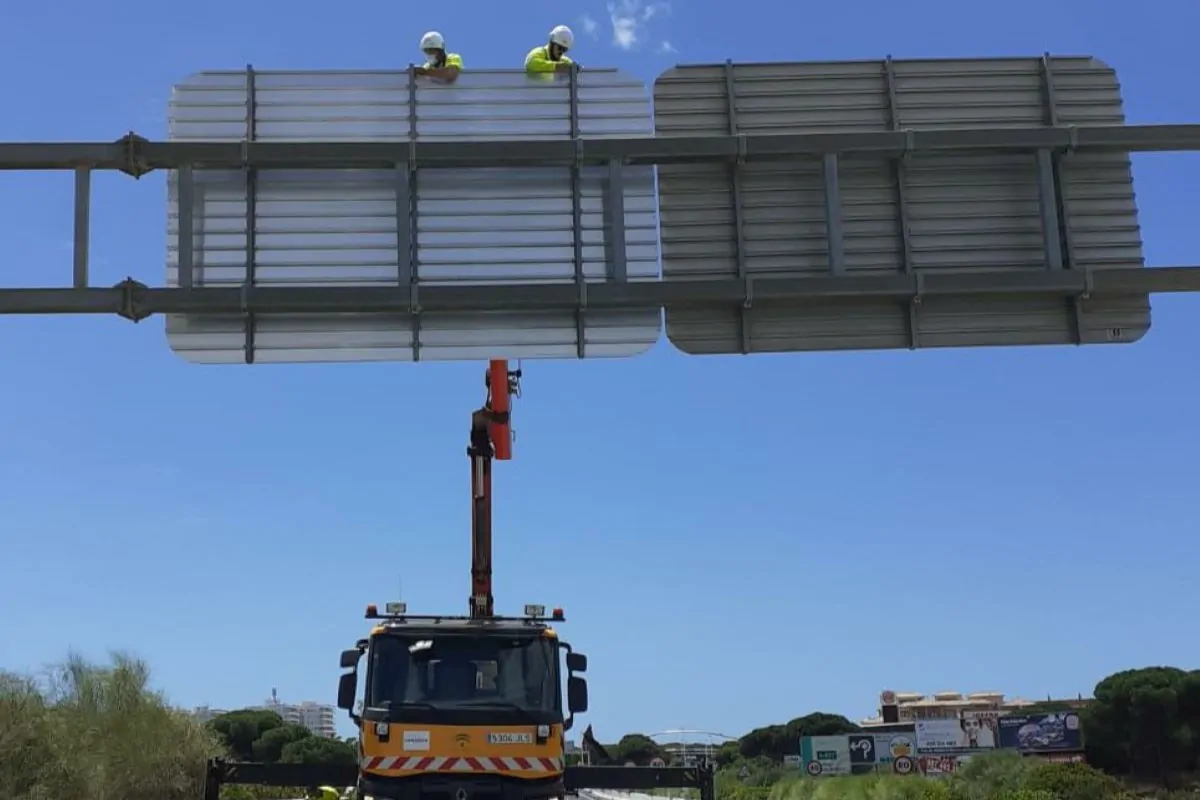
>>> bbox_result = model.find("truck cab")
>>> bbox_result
[338,603,589,800]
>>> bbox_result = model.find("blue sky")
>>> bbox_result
[2,0,1199,744]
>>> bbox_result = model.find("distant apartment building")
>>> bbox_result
[191,705,230,724]
[190,690,337,739]
[259,689,338,739]
[860,690,1091,727]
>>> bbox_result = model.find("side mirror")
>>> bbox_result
[337,672,357,711]
[567,676,589,714]
[340,649,361,669]
[566,652,588,673]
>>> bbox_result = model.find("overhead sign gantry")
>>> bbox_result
[1,54,1198,364]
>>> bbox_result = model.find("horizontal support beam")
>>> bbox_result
[206,760,707,792]
[565,765,709,790]
[3,267,1199,318]
[1,124,1198,172]
[210,759,358,787]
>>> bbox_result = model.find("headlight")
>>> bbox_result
[537,724,551,738]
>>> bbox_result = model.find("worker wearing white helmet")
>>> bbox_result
[415,31,462,83]
[524,25,576,75]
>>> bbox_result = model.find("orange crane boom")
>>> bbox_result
[467,359,518,619]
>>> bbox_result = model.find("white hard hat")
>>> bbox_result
[420,31,445,51]
[549,25,574,49]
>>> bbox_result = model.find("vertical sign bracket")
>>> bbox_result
[883,56,920,348]
[1039,53,1085,343]
[723,59,752,353]
[602,159,628,284]
[241,64,259,365]
[177,165,195,289]
[568,65,586,358]
[404,68,422,361]
[72,167,91,291]
[822,153,845,277]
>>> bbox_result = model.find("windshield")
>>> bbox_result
[366,632,558,714]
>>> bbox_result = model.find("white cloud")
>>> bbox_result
[580,14,600,39]
[657,40,678,54]
[606,0,671,51]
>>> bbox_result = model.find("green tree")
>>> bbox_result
[209,709,286,761]
[253,723,313,763]
[281,736,358,765]
[714,740,742,767]
[739,713,859,761]
[608,733,664,765]
[1082,666,1200,779]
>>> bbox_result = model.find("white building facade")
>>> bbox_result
[190,691,338,739]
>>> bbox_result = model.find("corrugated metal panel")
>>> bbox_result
[653,56,1149,355]
[166,69,660,364]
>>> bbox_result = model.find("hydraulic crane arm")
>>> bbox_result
[467,359,519,619]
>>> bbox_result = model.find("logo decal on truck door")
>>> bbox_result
[402,730,431,750]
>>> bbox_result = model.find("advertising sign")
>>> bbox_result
[1035,752,1086,764]
[997,713,1083,752]
[799,734,918,776]
[915,718,997,752]
[800,736,851,777]
[919,754,973,776]
[847,733,918,771]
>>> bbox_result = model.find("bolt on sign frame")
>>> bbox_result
[0,56,1199,364]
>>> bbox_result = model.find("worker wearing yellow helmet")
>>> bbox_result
[524,25,575,76]
[414,31,462,83]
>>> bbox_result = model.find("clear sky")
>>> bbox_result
[2,0,1199,745]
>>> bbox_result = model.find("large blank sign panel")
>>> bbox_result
[653,56,1148,355]
[166,69,660,364]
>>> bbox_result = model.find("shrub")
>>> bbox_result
[1021,761,1128,800]
[0,651,223,800]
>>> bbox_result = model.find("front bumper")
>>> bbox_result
[360,773,565,800]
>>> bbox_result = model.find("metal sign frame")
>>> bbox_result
[653,55,1163,354]
[2,76,1200,343]
[161,66,664,363]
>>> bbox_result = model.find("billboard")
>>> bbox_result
[918,754,974,776]
[915,718,998,752]
[802,734,918,776]
[997,712,1083,752]
[848,732,918,775]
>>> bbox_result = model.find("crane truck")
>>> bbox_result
[336,360,590,800]
[202,361,711,800]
